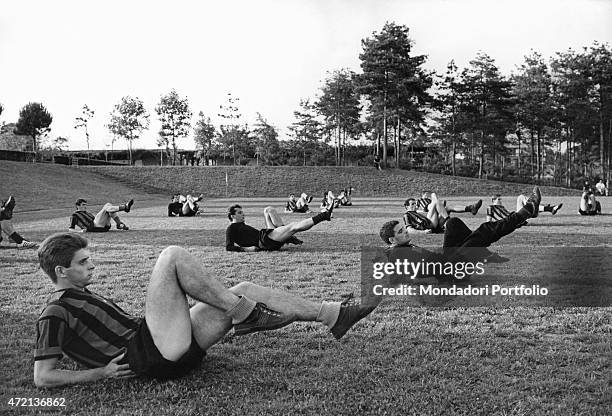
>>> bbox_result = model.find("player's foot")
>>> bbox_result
[124,199,134,213]
[17,240,38,249]
[116,223,130,230]
[286,236,304,245]
[330,294,378,340]
[233,302,293,336]
[525,186,541,218]
[552,203,563,215]
[485,252,510,263]
[470,199,483,215]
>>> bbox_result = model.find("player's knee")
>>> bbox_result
[159,245,188,262]
[103,203,114,210]
[263,206,275,215]
[229,281,257,296]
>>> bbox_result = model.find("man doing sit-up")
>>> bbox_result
[33,233,377,387]
[226,204,333,251]
[403,194,482,234]
[381,187,543,274]
[0,195,38,248]
[486,194,562,222]
[69,198,133,232]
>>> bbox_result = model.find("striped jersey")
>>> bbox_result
[416,198,432,211]
[403,211,433,231]
[69,210,95,230]
[35,288,141,368]
[486,205,512,221]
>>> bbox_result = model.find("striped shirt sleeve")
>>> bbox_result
[35,306,67,361]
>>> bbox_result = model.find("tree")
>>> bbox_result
[288,99,324,166]
[432,60,463,176]
[512,51,556,181]
[251,113,280,165]
[156,89,192,165]
[53,136,69,151]
[459,52,514,178]
[107,96,150,165]
[218,93,250,165]
[358,22,432,168]
[193,111,217,166]
[74,104,95,161]
[317,69,361,165]
[14,102,53,160]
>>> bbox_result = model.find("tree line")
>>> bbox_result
[2,22,610,187]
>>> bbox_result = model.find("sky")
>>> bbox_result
[0,0,610,151]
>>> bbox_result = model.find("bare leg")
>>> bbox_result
[426,193,449,228]
[263,206,284,228]
[267,217,318,242]
[0,220,15,237]
[516,195,528,212]
[145,246,248,360]
[93,203,120,227]
[190,281,320,350]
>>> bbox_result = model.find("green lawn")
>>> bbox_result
[1,192,610,415]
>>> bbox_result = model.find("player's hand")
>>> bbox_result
[103,352,134,379]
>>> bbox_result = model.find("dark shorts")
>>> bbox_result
[125,319,206,380]
[87,225,111,233]
[578,209,598,216]
[258,229,285,251]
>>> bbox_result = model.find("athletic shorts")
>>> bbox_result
[258,229,285,251]
[578,209,598,216]
[87,225,111,233]
[124,319,206,380]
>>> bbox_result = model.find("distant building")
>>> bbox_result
[0,123,32,151]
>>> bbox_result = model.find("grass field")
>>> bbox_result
[2,199,611,415]
[0,164,610,415]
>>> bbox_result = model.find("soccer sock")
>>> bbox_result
[226,295,257,324]
[120,199,134,212]
[311,210,331,224]
[9,232,24,244]
[542,204,553,212]
[316,301,342,328]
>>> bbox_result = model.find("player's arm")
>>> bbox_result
[68,215,86,232]
[225,226,245,252]
[405,226,431,235]
[34,353,132,388]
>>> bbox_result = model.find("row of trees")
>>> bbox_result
[2,22,610,187]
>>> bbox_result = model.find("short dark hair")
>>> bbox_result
[228,204,242,221]
[379,220,399,244]
[491,194,502,201]
[403,198,416,207]
[38,233,88,283]
[75,198,87,206]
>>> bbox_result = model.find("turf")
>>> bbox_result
[1,191,610,415]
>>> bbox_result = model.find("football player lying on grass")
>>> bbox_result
[380,186,544,279]
[69,198,133,232]
[285,193,312,213]
[225,203,333,252]
[402,193,483,235]
[0,195,38,248]
[33,233,377,387]
[486,193,562,223]
[168,193,203,217]
[579,189,602,216]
